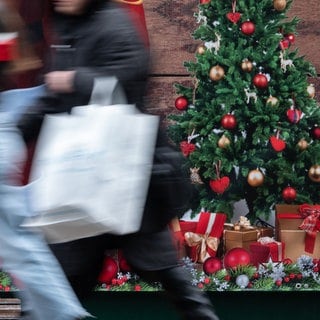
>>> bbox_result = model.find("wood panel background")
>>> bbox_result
[143,0,320,117]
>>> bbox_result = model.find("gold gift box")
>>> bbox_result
[224,227,274,252]
[275,204,320,262]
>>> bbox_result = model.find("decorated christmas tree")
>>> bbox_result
[168,0,320,221]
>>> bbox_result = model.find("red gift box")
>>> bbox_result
[250,237,285,267]
[184,212,226,263]
[169,218,197,259]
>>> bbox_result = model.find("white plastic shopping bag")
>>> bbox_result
[24,78,159,243]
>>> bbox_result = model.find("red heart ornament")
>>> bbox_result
[209,176,230,194]
[286,108,302,124]
[180,141,196,157]
[269,136,286,152]
[226,12,241,24]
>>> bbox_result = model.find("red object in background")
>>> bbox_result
[223,247,251,269]
[240,21,255,36]
[221,114,237,130]
[98,256,118,284]
[209,176,230,194]
[253,73,268,89]
[250,241,285,267]
[118,250,132,273]
[175,96,189,110]
[203,257,222,275]
[0,35,18,61]
[311,126,320,140]
[199,0,211,5]
[282,186,297,203]
[117,0,149,47]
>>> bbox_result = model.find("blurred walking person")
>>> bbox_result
[0,1,91,319]
[17,0,221,319]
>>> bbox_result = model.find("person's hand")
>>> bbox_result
[45,71,76,93]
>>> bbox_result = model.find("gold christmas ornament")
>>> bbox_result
[247,169,264,187]
[218,135,231,148]
[297,139,308,150]
[209,65,225,81]
[273,0,287,11]
[308,165,320,183]
[196,44,206,55]
[241,59,253,72]
[307,84,315,98]
[266,96,279,107]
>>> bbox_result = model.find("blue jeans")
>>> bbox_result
[0,113,90,320]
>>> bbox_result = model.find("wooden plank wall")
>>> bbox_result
[143,0,320,119]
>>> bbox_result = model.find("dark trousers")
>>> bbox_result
[50,228,220,320]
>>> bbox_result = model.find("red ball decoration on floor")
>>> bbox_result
[311,126,320,140]
[98,256,118,284]
[241,21,255,36]
[175,96,189,111]
[119,257,132,273]
[253,74,268,89]
[224,248,251,269]
[221,114,237,130]
[203,257,223,275]
[282,186,297,203]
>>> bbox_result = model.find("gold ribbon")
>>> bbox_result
[184,232,219,263]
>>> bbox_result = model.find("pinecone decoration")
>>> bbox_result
[190,167,204,184]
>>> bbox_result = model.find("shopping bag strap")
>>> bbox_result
[89,77,128,106]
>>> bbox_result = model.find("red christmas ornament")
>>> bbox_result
[209,176,230,194]
[223,248,251,269]
[203,257,223,275]
[279,38,290,50]
[282,186,297,203]
[269,135,286,152]
[118,250,132,272]
[221,114,237,130]
[199,0,210,4]
[226,0,241,24]
[283,258,293,265]
[180,141,196,157]
[253,74,268,89]
[241,21,255,36]
[286,33,295,44]
[311,126,320,140]
[119,257,132,273]
[226,12,241,24]
[286,108,302,124]
[98,257,118,284]
[175,96,188,111]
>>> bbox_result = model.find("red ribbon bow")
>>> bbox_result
[299,204,320,253]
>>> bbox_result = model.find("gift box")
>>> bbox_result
[249,237,285,266]
[182,212,226,263]
[169,218,197,259]
[0,33,18,61]
[224,227,274,252]
[276,204,320,262]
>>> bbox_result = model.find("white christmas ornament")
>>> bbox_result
[236,275,249,288]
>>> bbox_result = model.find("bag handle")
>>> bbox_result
[89,77,128,106]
